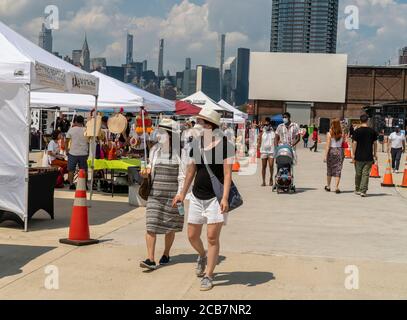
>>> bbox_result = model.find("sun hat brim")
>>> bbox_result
[196,114,221,127]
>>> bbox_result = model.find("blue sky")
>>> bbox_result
[0,0,406,73]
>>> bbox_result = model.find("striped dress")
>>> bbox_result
[146,156,184,234]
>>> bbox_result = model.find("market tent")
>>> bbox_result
[31,71,175,113]
[175,100,201,115]
[218,99,248,120]
[182,91,228,112]
[0,21,99,231]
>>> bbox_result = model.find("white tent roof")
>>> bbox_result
[218,99,248,119]
[0,21,98,95]
[31,71,175,112]
[182,91,227,112]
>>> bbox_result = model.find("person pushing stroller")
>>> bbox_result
[273,113,301,193]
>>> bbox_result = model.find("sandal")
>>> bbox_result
[324,186,331,192]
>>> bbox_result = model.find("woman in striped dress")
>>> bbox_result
[140,119,186,271]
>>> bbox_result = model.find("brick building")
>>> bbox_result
[252,65,407,125]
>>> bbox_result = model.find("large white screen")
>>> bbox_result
[249,52,348,103]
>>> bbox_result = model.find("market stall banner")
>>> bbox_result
[34,62,66,92]
[67,71,99,96]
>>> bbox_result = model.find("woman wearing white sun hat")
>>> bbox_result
[140,118,187,271]
[173,107,235,291]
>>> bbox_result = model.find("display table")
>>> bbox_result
[88,159,142,197]
[0,168,58,227]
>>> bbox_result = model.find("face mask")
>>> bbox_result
[194,124,204,136]
[283,118,289,125]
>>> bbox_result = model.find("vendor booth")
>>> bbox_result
[0,21,99,231]
[182,91,231,117]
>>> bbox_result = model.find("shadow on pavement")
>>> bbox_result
[1,198,134,231]
[214,271,275,287]
[0,244,57,279]
[171,254,226,266]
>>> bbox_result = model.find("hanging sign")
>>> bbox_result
[34,62,66,91]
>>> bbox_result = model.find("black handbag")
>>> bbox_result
[139,175,152,201]
[201,144,243,212]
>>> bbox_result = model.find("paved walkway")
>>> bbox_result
[1,145,407,299]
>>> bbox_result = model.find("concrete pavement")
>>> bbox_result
[1,145,407,299]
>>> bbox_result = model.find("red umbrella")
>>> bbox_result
[175,100,201,115]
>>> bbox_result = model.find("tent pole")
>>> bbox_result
[141,107,148,162]
[24,84,31,232]
[89,95,99,206]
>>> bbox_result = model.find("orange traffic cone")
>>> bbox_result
[60,170,99,246]
[370,163,381,178]
[344,147,352,159]
[381,159,395,187]
[398,156,407,188]
[232,158,241,172]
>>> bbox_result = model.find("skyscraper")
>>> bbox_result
[196,65,221,102]
[182,69,197,96]
[38,23,52,53]
[158,39,164,78]
[142,60,148,72]
[223,57,237,103]
[72,50,82,67]
[270,0,339,53]
[126,33,134,65]
[185,58,191,71]
[400,47,407,65]
[235,48,250,106]
[80,35,91,72]
[217,34,226,99]
[91,58,107,72]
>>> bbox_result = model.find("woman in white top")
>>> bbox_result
[324,119,344,194]
[47,130,68,173]
[258,118,276,187]
[139,119,186,271]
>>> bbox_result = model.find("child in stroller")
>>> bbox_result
[272,145,296,193]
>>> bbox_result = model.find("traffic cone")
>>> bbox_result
[370,163,381,178]
[60,169,99,246]
[232,158,241,172]
[381,159,395,187]
[398,156,407,188]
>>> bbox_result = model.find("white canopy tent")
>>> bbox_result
[182,91,228,112]
[0,21,99,231]
[31,71,175,113]
[218,99,248,124]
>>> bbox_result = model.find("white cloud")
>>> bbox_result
[0,0,29,15]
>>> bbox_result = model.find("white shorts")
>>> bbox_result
[261,153,274,160]
[188,193,228,226]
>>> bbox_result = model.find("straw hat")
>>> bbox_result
[158,118,180,134]
[108,113,128,134]
[196,107,221,127]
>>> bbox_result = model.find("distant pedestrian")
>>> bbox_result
[303,125,310,148]
[352,114,378,197]
[258,117,275,187]
[388,126,405,174]
[310,127,319,152]
[324,119,344,194]
[378,129,385,153]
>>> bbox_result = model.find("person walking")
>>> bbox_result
[258,117,275,187]
[65,116,90,190]
[324,119,344,194]
[303,125,310,148]
[378,129,385,153]
[173,108,234,291]
[310,127,319,152]
[140,118,186,271]
[388,126,406,173]
[352,114,378,197]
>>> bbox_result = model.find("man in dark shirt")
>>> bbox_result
[352,114,378,197]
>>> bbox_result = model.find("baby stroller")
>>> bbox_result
[272,145,296,194]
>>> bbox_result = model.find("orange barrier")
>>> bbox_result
[60,169,99,246]
[398,156,407,188]
[381,159,395,187]
[370,163,381,178]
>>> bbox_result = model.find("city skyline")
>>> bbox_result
[2,0,407,74]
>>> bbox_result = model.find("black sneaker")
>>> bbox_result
[140,259,157,271]
[159,255,171,265]
[69,184,76,190]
